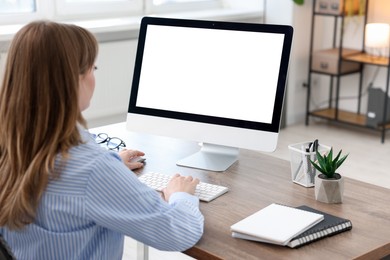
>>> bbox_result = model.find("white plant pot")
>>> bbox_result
[315,174,344,203]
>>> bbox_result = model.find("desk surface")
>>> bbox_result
[92,122,390,260]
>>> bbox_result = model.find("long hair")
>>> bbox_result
[0,21,98,229]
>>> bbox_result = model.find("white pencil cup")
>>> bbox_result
[288,142,331,187]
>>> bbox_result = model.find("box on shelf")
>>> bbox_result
[288,141,331,188]
[311,48,361,75]
[315,0,362,15]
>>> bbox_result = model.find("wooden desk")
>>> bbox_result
[92,122,390,260]
[354,242,390,260]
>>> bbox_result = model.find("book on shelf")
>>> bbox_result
[230,203,324,246]
[287,205,352,248]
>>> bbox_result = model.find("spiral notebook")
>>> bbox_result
[287,205,352,248]
[230,203,324,246]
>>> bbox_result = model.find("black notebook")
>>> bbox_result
[287,205,352,248]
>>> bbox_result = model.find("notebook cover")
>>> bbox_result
[230,203,324,246]
[287,205,353,248]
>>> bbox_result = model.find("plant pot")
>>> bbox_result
[315,173,344,203]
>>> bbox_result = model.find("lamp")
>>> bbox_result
[365,23,390,57]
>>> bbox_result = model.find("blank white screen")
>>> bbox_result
[136,25,285,124]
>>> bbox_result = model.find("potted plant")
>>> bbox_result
[310,148,349,203]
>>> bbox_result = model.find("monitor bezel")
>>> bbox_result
[128,16,293,133]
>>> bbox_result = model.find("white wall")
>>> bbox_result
[265,0,312,125]
[83,40,138,126]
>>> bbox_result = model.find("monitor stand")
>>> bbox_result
[176,143,239,172]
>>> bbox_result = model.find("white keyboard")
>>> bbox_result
[139,172,228,202]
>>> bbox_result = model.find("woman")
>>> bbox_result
[0,20,203,259]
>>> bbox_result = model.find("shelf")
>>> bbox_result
[343,52,390,66]
[310,108,366,125]
[310,69,361,76]
[309,108,390,130]
[307,0,390,142]
[313,12,344,17]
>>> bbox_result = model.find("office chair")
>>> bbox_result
[0,234,15,260]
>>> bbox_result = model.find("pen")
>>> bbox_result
[306,142,313,182]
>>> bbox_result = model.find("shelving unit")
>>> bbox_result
[306,0,390,142]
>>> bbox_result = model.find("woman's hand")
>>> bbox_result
[118,149,145,170]
[162,174,199,202]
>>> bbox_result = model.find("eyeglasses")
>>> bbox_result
[93,133,126,151]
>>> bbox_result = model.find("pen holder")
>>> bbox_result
[288,142,331,187]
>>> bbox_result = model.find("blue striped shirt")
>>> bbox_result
[0,128,204,259]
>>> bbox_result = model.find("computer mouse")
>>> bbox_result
[131,157,146,163]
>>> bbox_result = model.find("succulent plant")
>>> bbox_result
[310,148,349,179]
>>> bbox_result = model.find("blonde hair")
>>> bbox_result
[0,21,98,229]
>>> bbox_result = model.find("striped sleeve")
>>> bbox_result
[84,152,204,251]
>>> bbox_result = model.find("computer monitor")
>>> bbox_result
[127,16,293,172]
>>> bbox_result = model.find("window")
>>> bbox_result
[0,0,42,25]
[0,0,224,25]
[0,0,36,14]
[54,0,143,17]
[146,0,221,13]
